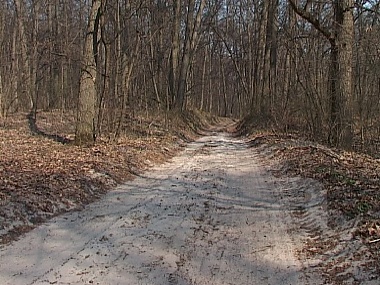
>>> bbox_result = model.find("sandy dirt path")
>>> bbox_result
[0,131,325,285]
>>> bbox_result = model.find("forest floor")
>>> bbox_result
[0,112,379,284]
[0,110,198,245]
[243,132,380,284]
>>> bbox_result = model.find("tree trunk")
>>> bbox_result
[169,0,181,109]
[75,0,101,145]
[288,0,354,148]
[336,0,354,148]
[260,0,275,116]
[14,0,33,110]
[329,42,340,145]
[254,1,269,115]
[174,0,205,111]
[0,74,3,118]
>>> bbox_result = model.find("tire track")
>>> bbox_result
[0,131,325,285]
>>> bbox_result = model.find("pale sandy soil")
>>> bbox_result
[0,131,328,284]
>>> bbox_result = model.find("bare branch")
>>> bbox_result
[288,0,335,44]
[355,1,380,16]
[369,238,380,244]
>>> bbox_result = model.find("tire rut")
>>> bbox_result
[0,132,325,285]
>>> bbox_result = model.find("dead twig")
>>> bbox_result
[368,238,380,244]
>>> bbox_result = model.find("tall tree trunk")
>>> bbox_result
[260,0,275,116]
[14,0,33,110]
[175,0,205,111]
[253,1,269,115]
[282,3,297,131]
[0,74,3,118]
[75,0,101,145]
[329,42,340,145]
[288,0,354,148]
[169,0,180,109]
[0,3,3,117]
[30,0,39,115]
[336,0,354,148]
[200,45,208,111]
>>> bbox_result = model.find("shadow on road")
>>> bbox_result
[27,111,71,144]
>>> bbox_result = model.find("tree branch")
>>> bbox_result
[355,2,380,17]
[288,0,335,44]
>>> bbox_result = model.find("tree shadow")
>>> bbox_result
[27,111,72,144]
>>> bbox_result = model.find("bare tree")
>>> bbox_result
[335,0,354,148]
[75,0,102,145]
[288,0,354,147]
[2,0,380,153]
[172,0,206,111]
[13,0,33,110]
[168,0,181,109]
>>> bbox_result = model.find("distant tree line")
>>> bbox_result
[0,1,379,150]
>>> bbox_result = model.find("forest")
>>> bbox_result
[1,2,380,281]
[0,0,379,151]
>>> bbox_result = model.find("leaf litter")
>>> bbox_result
[247,132,380,284]
[0,111,186,245]
[2,112,380,283]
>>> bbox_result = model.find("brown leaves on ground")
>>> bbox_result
[247,132,380,282]
[367,222,380,238]
[0,112,185,245]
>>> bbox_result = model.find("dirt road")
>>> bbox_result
[0,131,325,284]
